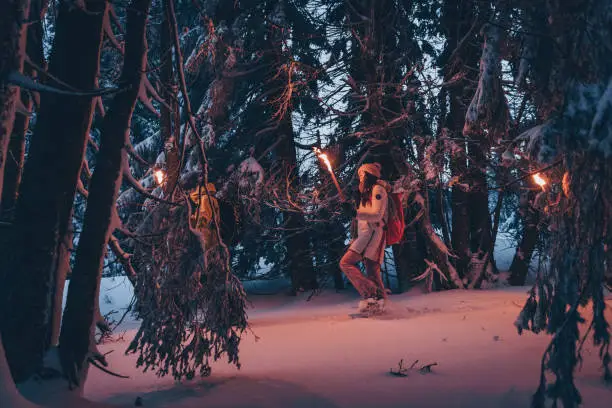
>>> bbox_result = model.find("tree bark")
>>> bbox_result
[416,193,463,289]
[508,189,540,286]
[49,223,72,347]
[0,0,106,383]
[59,0,151,387]
[392,222,425,292]
[316,168,345,290]
[159,11,180,197]
[441,0,480,279]
[0,0,30,213]
[1,93,29,218]
[259,14,317,293]
[450,168,470,277]
[468,141,496,276]
[0,334,39,408]
[276,116,318,293]
[1,0,46,218]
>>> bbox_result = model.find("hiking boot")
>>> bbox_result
[375,298,386,312]
[358,298,377,313]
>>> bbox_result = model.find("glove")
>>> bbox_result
[341,201,356,218]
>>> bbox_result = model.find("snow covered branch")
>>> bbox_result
[463,15,510,142]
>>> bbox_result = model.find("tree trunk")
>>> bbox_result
[417,193,463,289]
[327,217,345,290]
[392,223,424,292]
[59,0,151,387]
[0,0,106,383]
[1,0,45,218]
[1,95,28,218]
[260,15,317,293]
[49,223,72,347]
[391,190,427,292]
[468,141,497,278]
[508,190,540,286]
[450,164,470,277]
[0,334,39,408]
[276,116,318,293]
[469,146,491,252]
[447,133,469,281]
[330,245,345,290]
[317,172,345,290]
[441,0,480,279]
[160,11,180,197]
[0,0,30,212]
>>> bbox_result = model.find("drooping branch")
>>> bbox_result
[412,192,463,289]
[463,9,510,143]
[124,0,249,382]
[7,70,123,97]
[163,0,232,269]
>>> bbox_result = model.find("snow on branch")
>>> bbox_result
[125,139,151,167]
[103,6,124,52]
[133,130,163,162]
[94,95,106,117]
[531,80,612,162]
[463,22,510,142]
[184,19,219,76]
[408,192,463,289]
[587,78,612,157]
[516,123,553,161]
[108,2,124,34]
[7,70,121,97]
[137,76,163,117]
[108,234,136,282]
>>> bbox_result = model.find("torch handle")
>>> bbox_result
[329,173,346,201]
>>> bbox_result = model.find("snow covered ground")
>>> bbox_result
[79,278,612,408]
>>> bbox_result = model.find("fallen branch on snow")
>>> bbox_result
[389,359,438,377]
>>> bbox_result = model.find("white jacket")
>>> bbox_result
[348,183,388,264]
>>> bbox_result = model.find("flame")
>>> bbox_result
[313,147,333,173]
[532,173,546,188]
[154,169,166,185]
[562,172,570,197]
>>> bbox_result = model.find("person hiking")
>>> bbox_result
[340,162,391,313]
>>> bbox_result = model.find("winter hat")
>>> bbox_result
[358,163,382,179]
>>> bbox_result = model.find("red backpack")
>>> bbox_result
[385,191,405,246]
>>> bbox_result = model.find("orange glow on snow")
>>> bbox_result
[532,173,546,188]
[154,169,166,185]
[313,147,333,174]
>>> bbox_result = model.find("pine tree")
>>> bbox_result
[512,1,612,405]
[0,0,107,383]
[190,0,327,290]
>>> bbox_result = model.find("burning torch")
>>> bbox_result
[153,167,166,186]
[532,173,547,190]
[313,147,346,201]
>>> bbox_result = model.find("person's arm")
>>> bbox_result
[356,185,387,223]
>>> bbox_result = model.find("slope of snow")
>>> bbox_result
[83,283,612,408]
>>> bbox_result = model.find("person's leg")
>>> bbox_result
[339,250,378,298]
[365,259,386,299]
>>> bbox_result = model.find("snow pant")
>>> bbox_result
[339,249,386,299]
